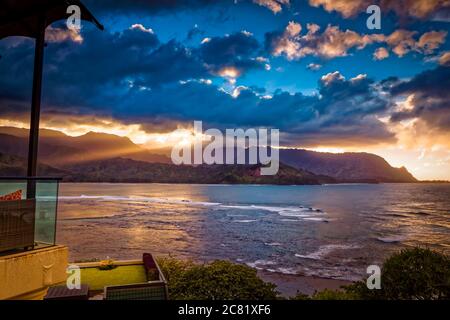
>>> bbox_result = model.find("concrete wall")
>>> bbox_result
[0,245,68,300]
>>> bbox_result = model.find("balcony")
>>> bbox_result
[0,177,68,300]
[0,177,61,254]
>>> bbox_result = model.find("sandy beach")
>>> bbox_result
[258,270,353,298]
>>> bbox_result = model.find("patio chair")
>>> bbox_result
[143,252,160,281]
[44,284,90,300]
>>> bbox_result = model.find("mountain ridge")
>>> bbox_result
[0,126,417,183]
[0,153,335,185]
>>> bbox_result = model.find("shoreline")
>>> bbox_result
[257,270,353,298]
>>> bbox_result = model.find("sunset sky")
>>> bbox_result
[0,0,449,180]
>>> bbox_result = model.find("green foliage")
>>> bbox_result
[157,258,278,300]
[312,289,358,300]
[346,247,450,300]
[158,248,449,300]
[290,292,310,300]
[291,289,357,300]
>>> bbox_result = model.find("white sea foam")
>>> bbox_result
[223,204,325,218]
[233,219,258,223]
[376,235,406,243]
[246,260,277,269]
[280,219,300,222]
[276,267,298,275]
[295,244,359,260]
[264,242,282,246]
[60,195,326,219]
[59,195,222,206]
[302,217,330,222]
[222,204,285,212]
[60,194,329,227]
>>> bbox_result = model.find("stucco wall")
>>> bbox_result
[0,245,68,300]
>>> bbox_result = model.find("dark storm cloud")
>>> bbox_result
[0,25,206,110]
[0,27,266,112]
[198,31,264,74]
[84,0,231,16]
[390,66,450,130]
[0,23,394,146]
[315,73,390,119]
[106,71,395,145]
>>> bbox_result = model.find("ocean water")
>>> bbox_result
[56,183,450,281]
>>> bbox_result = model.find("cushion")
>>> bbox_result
[143,253,159,281]
[0,189,22,201]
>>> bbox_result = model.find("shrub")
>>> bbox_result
[312,289,358,300]
[157,258,278,300]
[290,292,310,300]
[291,288,357,300]
[345,247,450,300]
[158,248,449,300]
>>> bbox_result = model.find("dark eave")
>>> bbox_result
[0,0,103,39]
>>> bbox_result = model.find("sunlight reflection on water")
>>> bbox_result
[57,183,450,280]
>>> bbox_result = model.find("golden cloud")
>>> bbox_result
[309,0,450,19]
[270,22,447,60]
[252,0,290,13]
[439,51,450,66]
[373,47,390,60]
[45,26,83,43]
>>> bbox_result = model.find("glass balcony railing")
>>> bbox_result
[0,177,61,253]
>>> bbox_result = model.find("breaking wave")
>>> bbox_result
[60,195,326,219]
[295,244,360,260]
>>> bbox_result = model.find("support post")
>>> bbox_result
[27,17,46,199]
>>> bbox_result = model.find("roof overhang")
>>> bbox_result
[0,0,103,39]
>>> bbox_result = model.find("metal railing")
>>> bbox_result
[0,177,61,253]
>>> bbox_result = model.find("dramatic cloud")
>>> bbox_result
[266,22,447,60]
[0,24,269,117]
[309,0,450,20]
[0,24,206,110]
[0,27,395,148]
[309,0,367,18]
[266,22,378,59]
[416,31,448,54]
[198,31,265,77]
[386,30,447,57]
[45,26,83,43]
[84,0,227,15]
[373,47,389,60]
[252,0,290,13]
[0,22,395,146]
[439,51,450,66]
[0,1,447,152]
[85,0,290,16]
[390,66,450,131]
[119,69,395,147]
